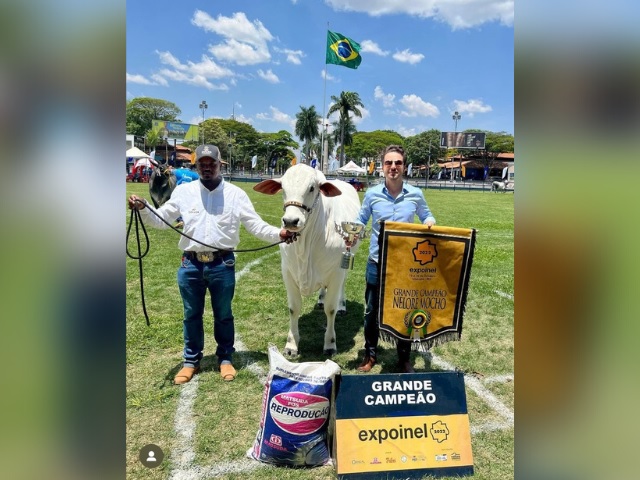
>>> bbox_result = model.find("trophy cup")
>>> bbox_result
[336,222,365,269]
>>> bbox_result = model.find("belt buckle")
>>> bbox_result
[196,251,216,263]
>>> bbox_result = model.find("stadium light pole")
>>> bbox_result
[228,131,235,174]
[452,111,461,181]
[199,100,207,145]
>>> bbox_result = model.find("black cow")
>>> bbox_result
[148,160,177,208]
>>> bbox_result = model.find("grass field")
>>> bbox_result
[125,180,514,479]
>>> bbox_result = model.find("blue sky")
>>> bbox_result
[126,0,514,142]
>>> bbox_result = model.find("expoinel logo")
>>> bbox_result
[412,239,437,265]
[269,392,330,436]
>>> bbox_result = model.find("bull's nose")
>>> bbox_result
[282,217,300,229]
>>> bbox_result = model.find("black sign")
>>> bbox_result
[440,132,486,149]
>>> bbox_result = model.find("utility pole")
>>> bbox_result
[452,111,461,181]
[199,100,207,145]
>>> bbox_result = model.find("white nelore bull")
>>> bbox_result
[492,180,511,192]
[254,164,361,356]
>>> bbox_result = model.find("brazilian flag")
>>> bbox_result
[326,30,362,69]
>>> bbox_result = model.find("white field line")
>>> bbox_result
[495,290,514,301]
[169,253,278,478]
[423,352,514,428]
[169,252,513,478]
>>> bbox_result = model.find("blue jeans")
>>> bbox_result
[177,253,236,367]
[363,259,411,363]
[363,260,380,359]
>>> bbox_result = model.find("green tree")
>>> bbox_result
[215,119,261,169]
[294,105,321,159]
[144,129,161,152]
[255,131,299,173]
[346,130,404,162]
[126,97,181,137]
[332,115,356,160]
[484,131,514,154]
[198,119,228,160]
[405,129,445,177]
[327,91,364,166]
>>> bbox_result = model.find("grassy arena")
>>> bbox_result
[126,180,514,479]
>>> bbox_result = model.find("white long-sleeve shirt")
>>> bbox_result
[139,178,281,252]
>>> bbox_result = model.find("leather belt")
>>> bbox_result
[183,251,231,263]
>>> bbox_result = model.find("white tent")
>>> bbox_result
[126,147,150,159]
[337,160,367,175]
[133,157,156,169]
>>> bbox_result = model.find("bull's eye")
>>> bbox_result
[309,186,315,193]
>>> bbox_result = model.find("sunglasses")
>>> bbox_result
[383,160,404,166]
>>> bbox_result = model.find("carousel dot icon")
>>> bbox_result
[139,444,164,468]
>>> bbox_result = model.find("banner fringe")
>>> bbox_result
[379,331,461,352]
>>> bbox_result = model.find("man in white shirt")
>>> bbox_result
[129,144,295,384]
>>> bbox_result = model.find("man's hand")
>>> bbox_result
[280,229,298,244]
[128,195,146,210]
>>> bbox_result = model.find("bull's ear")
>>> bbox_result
[253,179,282,195]
[319,182,343,197]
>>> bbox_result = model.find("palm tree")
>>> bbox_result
[294,105,321,159]
[145,129,160,153]
[332,116,356,154]
[327,91,364,166]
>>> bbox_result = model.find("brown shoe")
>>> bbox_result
[220,363,237,382]
[357,356,376,373]
[174,366,200,385]
[399,361,415,374]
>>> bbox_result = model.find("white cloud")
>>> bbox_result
[151,50,234,89]
[399,94,439,117]
[274,47,305,65]
[452,99,493,117]
[257,69,280,83]
[396,125,419,137]
[150,74,169,87]
[126,73,154,85]
[393,49,424,64]
[374,86,395,107]
[232,113,252,124]
[158,68,229,91]
[322,69,338,82]
[192,11,273,65]
[360,40,389,56]
[192,11,273,48]
[352,107,370,125]
[257,106,295,131]
[156,50,183,70]
[323,0,514,30]
[207,39,270,66]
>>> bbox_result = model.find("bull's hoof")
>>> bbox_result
[337,309,347,316]
[315,303,324,310]
[323,348,337,357]
[284,348,299,357]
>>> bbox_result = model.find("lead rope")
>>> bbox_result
[126,207,151,326]
[125,199,296,326]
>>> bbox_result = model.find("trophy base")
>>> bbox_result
[341,252,355,270]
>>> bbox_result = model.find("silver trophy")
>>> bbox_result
[335,222,365,269]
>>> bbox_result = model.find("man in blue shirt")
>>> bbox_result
[350,145,436,373]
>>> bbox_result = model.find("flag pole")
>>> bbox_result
[321,23,329,174]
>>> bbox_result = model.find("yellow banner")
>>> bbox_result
[378,222,476,349]
[335,414,473,474]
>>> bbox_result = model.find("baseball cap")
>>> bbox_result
[195,144,220,163]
